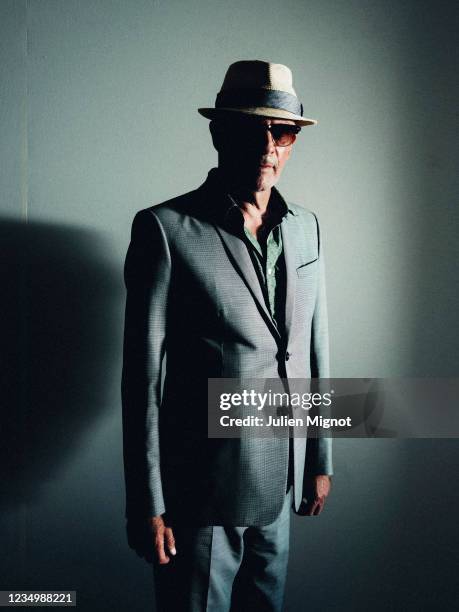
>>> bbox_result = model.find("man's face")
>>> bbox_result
[211,115,299,192]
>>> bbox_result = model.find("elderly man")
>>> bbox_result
[122,60,332,611]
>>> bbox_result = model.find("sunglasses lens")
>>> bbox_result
[270,126,298,146]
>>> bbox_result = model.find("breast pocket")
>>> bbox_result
[294,259,318,322]
[296,258,318,277]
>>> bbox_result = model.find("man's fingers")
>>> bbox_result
[126,518,174,564]
[304,497,324,516]
[164,527,177,556]
[155,533,170,564]
[312,502,322,516]
[312,497,325,516]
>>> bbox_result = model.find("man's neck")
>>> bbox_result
[232,187,271,217]
[225,179,275,238]
[216,167,272,216]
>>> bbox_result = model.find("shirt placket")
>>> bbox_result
[243,224,283,328]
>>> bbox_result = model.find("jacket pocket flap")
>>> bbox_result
[296,258,318,276]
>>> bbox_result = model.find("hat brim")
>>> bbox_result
[198,106,317,127]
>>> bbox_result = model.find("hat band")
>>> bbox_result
[215,88,303,116]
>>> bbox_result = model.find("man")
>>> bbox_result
[122,60,332,611]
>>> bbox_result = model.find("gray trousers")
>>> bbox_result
[153,487,293,612]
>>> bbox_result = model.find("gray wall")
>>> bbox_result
[1,1,458,610]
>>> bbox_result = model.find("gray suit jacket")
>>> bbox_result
[121,168,332,526]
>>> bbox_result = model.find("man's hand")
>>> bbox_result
[297,475,332,516]
[127,514,177,564]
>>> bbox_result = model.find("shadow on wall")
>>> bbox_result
[0,218,120,510]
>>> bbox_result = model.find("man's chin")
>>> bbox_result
[243,173,276,193]
[255,176,277,192]
[223,167,277,193]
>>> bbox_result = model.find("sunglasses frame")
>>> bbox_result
[214,117,302,147]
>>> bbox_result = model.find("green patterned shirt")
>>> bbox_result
[242,223,285,331]
[227,189,292,335]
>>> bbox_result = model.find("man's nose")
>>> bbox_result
[261,127,276,153]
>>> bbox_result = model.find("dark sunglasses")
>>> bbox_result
[215,118,301,147]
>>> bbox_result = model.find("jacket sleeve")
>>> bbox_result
[121,209,171,520]
[304,212,333,477]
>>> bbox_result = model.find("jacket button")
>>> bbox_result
[285,351,291,361]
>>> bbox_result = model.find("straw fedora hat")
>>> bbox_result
[198,60,317,127]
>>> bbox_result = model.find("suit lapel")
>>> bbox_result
[280,215,297,344]
[213,225,282,342]
[196,169,298,345]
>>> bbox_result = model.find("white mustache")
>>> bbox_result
[260,155,278,168]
